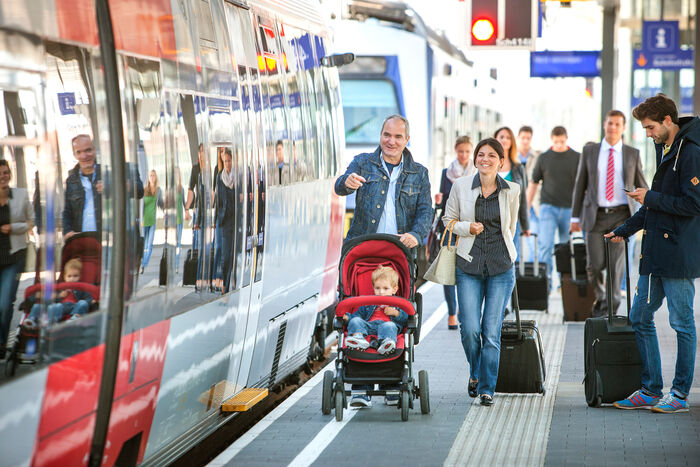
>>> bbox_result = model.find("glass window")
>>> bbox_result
[340,79,399,145]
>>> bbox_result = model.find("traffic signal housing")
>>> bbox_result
[471,0,498,46]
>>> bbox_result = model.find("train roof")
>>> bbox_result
[343,0,472,66]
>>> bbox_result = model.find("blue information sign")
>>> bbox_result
[642,21,679,54]
[530,51,600,78]
[57,92,76,115]
[633,49,693,70]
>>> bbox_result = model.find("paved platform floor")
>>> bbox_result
[209,278,700,467]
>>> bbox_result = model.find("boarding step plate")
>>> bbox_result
[221,388,269,412]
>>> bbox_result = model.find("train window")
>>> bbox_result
[340,79,399,145]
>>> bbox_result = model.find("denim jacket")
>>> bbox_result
[63,163,102,236]
[335,147,432,244]
[346,304,409,329]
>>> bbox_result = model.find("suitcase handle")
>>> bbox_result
[518,233,538,277]
[604,237,631,323]
[569,233,584,282]
[511,280,523,339]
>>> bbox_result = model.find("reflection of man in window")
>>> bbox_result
[63,135,102,240]
[276,140,288,184]
[185,143,206,247]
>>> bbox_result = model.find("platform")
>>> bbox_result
[209,277,700,467]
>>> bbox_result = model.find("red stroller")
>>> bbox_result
[4,232,101,376]
[321,234,429,421]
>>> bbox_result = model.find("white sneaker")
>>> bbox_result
[349,395,372,408]
[378,339,396,355]
[345,333,369,350]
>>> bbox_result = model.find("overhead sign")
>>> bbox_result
[642,21,679,53]
[57,92,76,115]
[632,87,693,114]
[469,0,537,50]
[530,51,600,78]
[633,49,693,70]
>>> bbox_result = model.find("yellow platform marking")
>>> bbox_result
[221,388,269,412]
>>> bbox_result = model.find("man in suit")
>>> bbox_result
[571,110,648,316]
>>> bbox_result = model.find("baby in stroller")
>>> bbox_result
[343,266,408,355]
[23,258,94,328]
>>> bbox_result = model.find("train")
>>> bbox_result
[0,0,347,465]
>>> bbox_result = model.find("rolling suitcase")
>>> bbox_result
[515,233,548,312]
[496,282,547,394]
[555,237,586,276]
[560,236,595,322]
[583,238,642,407]
[183,249,198,286]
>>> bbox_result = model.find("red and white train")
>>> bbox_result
[0,0,346,465]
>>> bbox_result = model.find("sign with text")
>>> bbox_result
[642,21,679,54]
[530,51,600,78]
[633,49,693,70]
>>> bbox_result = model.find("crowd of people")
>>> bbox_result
[335,93,698,413]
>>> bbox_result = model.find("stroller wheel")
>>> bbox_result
[418,370,430,414]
[400,390,409,422]
[321,371,333,415]
[335,389,344,422]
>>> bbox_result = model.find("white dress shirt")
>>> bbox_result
[597,138,626,207]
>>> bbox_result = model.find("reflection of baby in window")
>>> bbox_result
[24,258,94,328]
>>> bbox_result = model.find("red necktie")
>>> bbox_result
[605,147,614,202]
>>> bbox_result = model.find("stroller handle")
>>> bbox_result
[335,295,416,317]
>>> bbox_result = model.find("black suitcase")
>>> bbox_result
[555,237,587,276]
[496,283,547,394]
[159,247,168,286]
[584,238,642,407]
[515,233,548,312]
[560,236,595,322]
[183,249,198,286]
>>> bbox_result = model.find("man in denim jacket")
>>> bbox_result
[335,115,432,249]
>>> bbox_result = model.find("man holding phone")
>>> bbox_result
[571,110,648,316]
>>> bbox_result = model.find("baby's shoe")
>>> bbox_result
[345,333,369,350]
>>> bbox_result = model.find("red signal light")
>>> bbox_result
[472,18,495,42]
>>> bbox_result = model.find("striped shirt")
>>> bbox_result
[457,176,512,276]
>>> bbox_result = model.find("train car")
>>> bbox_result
[0,0,347,465]
[332,0,505,214]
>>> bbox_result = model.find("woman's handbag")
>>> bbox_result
[423,219,459,285]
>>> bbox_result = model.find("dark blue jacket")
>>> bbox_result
[63,163,102,235]
[335,147,432,244]
[215,174,235,229]
[345,304,409,329]
[614,116,700,278]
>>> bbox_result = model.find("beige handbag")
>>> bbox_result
[423,219,459,285]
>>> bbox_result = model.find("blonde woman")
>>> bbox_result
[442,138,520,407]
[140,170,163,274]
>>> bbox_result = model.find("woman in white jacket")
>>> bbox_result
[442,138,520,407]
[0,159,33,358]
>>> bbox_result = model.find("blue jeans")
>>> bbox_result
[455,266,515,397]
[176,222,183,269]
[0,257,25,347]
[221,225,234,292]
[141,225,156,268]
[213,225,224,280]
[29,300,90,324]
[348,317,399,342]
[443,285,457,316]
[630,275,696,398]
[538,203,571,289]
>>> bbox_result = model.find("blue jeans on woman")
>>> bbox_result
[175,222,183,271]
[213,225,224,281]
[221,225,234,292]
[141,225,156,268]
[455,266,516,397]
[538,203,571,290]
[0,256,25,349]
[630,275,696,398]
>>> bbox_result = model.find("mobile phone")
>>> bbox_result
[623,187,634,193]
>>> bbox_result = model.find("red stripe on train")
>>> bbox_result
[319,192,344,310]
[32,320,170,466]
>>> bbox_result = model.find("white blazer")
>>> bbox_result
[442,174,520,264]
[6,187,33,254]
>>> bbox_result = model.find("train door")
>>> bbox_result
[223,3,264,390]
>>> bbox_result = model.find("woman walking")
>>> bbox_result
[443,138,520,407]
[435,136,476,329]
[140,170,163,274]
[216,149,236,293]
[0,160,33,359]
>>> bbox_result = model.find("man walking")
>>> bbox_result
[571,110,648,316]
[526,126,580,289]
[518,126,539,260]
[607,94,699,413]
[335,114,432,408]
